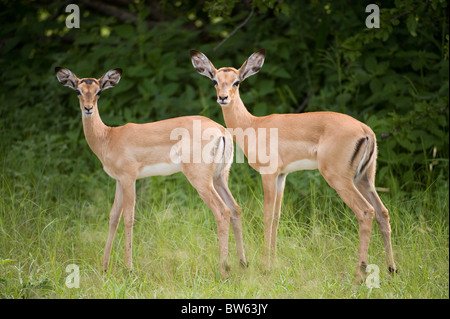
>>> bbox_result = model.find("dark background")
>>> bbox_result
[0,0,448,192]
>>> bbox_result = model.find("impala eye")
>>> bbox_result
[96,90,101,96]
[233,81,240,87]
[212,80,218,86]
[76,89,82,96]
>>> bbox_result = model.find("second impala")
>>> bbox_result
[190,49,397,283]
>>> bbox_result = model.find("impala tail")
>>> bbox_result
[212,132,241,215]
[213,132,234,176]
[351,135,377,179]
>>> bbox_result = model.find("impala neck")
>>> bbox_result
[81,107,110,160]
[221,90,255,130]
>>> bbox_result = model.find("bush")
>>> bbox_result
[0,0,448,192]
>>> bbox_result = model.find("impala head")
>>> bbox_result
[190,49,265,106]
[55,67,122,117]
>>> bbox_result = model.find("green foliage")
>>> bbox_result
[0,0,448,190]
[333,0,449,186]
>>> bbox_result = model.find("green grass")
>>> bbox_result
[0,134,448,299]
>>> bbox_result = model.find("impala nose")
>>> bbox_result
[218,95,228,103]
[84,105,93,113]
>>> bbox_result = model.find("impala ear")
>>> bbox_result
[99,68,122,90]
[55,67,79,90]
[238,49,265,82]
[190,50,217,80]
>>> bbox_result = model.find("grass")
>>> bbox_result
[0,131,448,299]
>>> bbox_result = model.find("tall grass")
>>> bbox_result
[0,129,448,299]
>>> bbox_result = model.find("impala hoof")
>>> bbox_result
[388,266,398,274]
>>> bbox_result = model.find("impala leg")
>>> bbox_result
[121,179,136,271]
[261,174,277,268]
[199,185,231,278]
[270,173,287,258]
[102,180,123,272]
[322,174,374,284]
[356,174,396,274]
[214,176,247,267]
[185,169,231,278]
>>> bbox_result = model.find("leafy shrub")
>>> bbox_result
[0,0,448,193]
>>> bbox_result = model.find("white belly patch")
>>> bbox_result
[281,159,318,173]
[137,162,182,179]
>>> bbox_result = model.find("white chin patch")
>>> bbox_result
[83,111,94,118]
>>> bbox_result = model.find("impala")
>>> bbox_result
[55,67,246,277]
[190,49,397,283]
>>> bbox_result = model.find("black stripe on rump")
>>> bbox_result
[350,137,368,166]
[221,136,226,157]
